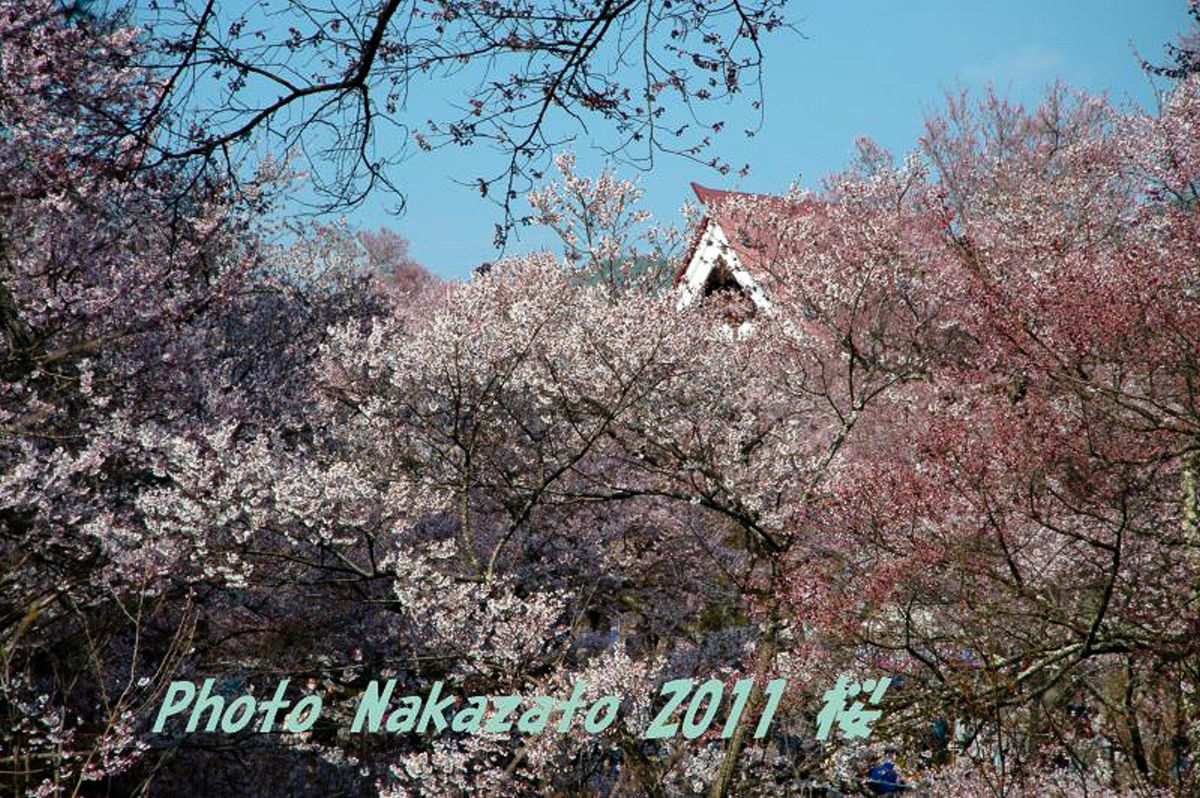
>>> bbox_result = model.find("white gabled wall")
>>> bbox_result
[674,219,772,313]
[675,218,722,310]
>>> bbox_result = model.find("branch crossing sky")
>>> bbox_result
[347,1,1191,278]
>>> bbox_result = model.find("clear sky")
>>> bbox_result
[346,1,1192,279]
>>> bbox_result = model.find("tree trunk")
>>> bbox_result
[1181,447,1199,778]
[708,608,780,798]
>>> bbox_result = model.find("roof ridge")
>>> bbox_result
[690,182,786,204]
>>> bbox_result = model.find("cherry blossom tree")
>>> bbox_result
[781,82,1200,795]
[357,227,438,300]
[0,4,384,793]
[6,1,1200,794]
[527,151,683,297]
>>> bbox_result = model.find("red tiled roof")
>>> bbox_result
[675,182,824,289]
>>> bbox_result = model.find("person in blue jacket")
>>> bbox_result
[867,747,905,794]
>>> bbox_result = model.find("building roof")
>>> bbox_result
[675,183,824,291]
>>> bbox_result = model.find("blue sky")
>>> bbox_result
[347,1,1192,279]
